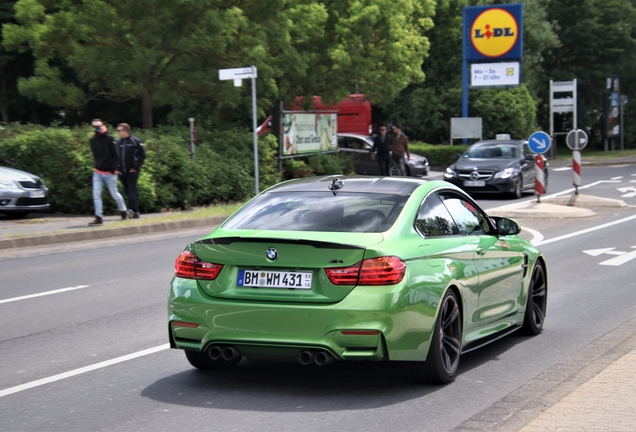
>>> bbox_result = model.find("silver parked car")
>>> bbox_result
[337,133,429,177]
[0,166,50,218]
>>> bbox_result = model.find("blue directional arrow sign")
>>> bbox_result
[528,131,551,154]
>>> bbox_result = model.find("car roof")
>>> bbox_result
[473,139,526,146]
[266,175,432,196]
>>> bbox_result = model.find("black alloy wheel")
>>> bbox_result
[411,289,462,384]
[523,263,547,335]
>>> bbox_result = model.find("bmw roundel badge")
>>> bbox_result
[266,248,278,260]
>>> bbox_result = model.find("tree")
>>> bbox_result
[3,0,434,129]
[542,0,636,147]
[386,0,557,143]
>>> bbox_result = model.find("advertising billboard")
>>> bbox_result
[282,113,338,156]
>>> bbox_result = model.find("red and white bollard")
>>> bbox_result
[572,150,581,194]
[534,154,545,202]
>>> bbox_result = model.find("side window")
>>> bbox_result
[351,138,365,149]
[439,192,491,235]
[522,143,533,157]
[415,193,459,237]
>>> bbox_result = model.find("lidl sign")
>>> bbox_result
[465,4,523,61]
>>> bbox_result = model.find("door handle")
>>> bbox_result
[476,247,486,256]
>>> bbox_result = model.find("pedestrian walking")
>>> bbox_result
[371,125,391,176]
[115,123,146,219]
[88,119,128,226]
[389,123,411,176]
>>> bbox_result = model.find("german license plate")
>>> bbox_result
[237,270,312,289]
[464,180,485,187]
[29,190,45,198]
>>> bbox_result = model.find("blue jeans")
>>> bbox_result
[93,171,127,217]
[391,154,407,176]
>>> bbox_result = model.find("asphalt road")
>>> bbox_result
[0,164,635,431]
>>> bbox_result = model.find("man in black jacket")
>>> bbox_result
[371,125,391,176]
[116,123,146,218]
[89,119,128,226]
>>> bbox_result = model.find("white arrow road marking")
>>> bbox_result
[0,285,90,305]
[617,187,636,198]
[583,248,617,256]
[532,137,547,149]
[600,247,636,266]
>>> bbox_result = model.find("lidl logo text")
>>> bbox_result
[470,8,519,58]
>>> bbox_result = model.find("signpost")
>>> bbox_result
[528,131,551,202]
[566,129,588,194]
[219,66,259,194]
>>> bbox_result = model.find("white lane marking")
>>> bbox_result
[0,344,170,398]
[0,285,90,305]
[611,176,623,180]
[536,214,636,246]
[523,226,544,246]
[552,167,571,172]
[489,180,624,211]
[600,247,636,266]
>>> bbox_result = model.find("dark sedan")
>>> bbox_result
[338,133,429,177]
[443,139,548,199]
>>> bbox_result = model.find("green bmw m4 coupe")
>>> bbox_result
[168,176,547,384]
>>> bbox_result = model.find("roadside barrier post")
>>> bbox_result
[566,129,588,195]
[573,150,581,194]
[534,155,545,202]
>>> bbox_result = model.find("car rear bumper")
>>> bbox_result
[169,277,437,361]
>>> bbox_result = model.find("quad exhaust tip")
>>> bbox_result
[298,349,335,366]
[207,345,242,361]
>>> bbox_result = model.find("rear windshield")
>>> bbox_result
[223,192,408,232]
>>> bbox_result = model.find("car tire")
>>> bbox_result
[4,211,29,219]
[512,175,523,199]
[411,289,462,384]
[522,262,547,335]
[184,350,241,370]
[389,162,397,177]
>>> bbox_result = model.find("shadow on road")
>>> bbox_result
[142,334,530,412]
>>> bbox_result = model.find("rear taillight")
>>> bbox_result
[325,256,406,286]
[174,250,223,280]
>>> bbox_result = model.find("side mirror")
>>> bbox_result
[491,217,520,235]
[454,153,462,160]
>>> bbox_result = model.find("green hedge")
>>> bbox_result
[409,142,464,169]
[4,124,466,216]
[0,124,282,215]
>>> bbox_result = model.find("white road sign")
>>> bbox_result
[218,67,257,81]
[471,62,520,87]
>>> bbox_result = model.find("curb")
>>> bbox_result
[0,216,227,250]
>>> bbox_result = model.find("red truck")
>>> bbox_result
[257,94,373,136]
